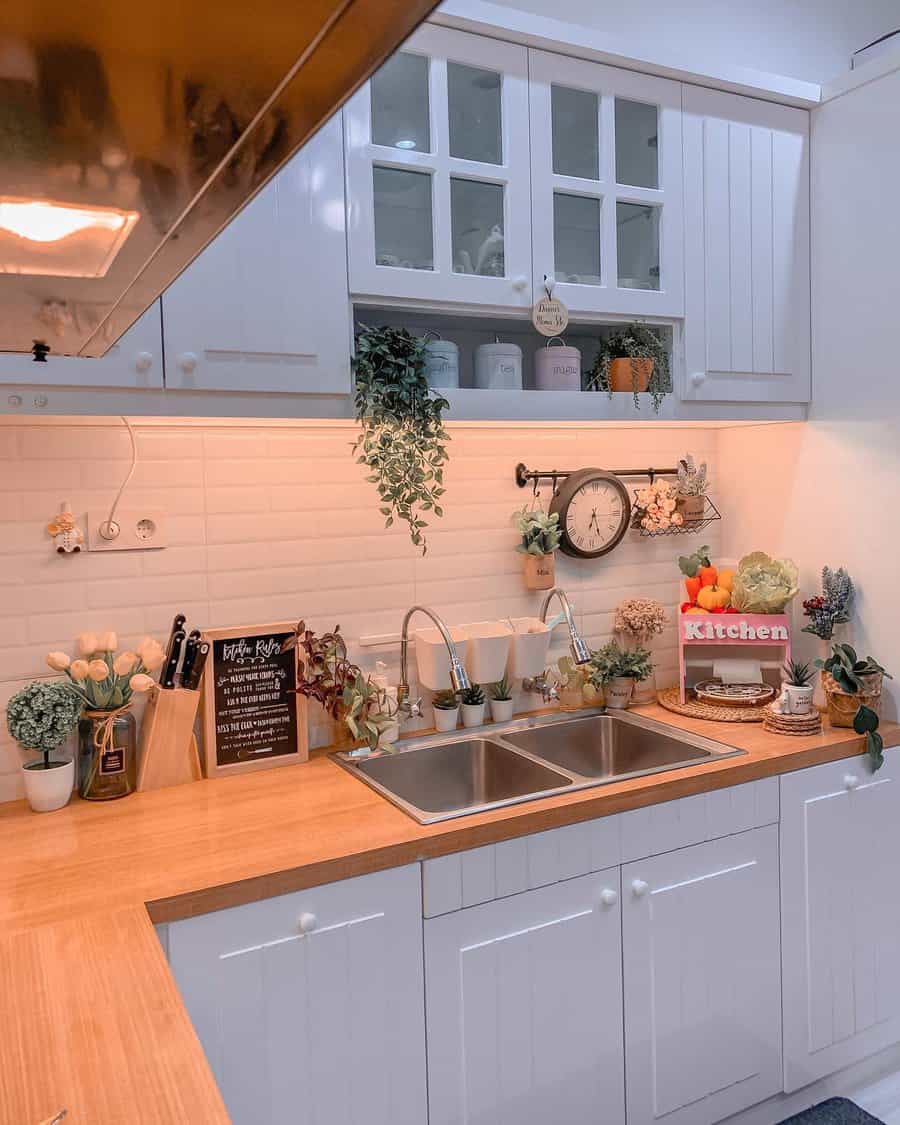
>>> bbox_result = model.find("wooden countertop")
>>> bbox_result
[1,705,895,1124]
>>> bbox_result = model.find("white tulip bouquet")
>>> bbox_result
[47,632,164,711]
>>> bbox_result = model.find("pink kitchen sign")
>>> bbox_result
[677,613,791,703]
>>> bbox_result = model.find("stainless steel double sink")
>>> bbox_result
[334,710,745,824]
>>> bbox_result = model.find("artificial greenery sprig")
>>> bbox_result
[817,643,891,768]
[352,325,450,554]
[589,640,653,685]
[585,322,670,412]
[514,507,562,556]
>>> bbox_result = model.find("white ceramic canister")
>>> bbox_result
[534,337,582,391]
[474,339,523,390]
[423,335,460,389]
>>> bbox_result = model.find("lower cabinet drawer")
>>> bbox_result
[425,868,625,1125]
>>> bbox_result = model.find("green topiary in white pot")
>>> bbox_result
[7,681,82,812]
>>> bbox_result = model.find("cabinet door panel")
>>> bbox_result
[168,864,426,1125]
[0,301,163,389]
[682,85,810,402]
[162,115,350,395]
[426,869,624,1125]
[781,751,900,1091]
[623,826,782,1125]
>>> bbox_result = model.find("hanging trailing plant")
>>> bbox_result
[352,325,450,554]
[585,322,671,413]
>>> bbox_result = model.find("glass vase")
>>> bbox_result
[78,709,137,800]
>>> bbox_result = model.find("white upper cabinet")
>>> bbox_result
[623,826,782,1125]
[425,869,626,1125]
[781,752,900,1093]
[0,301,163,390]
[345,26,533,309]
[162,114,350,395]
[682,86,810,402]
[529,52,684,318]
[167,864,427,1125]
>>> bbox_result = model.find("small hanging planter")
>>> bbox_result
[514,504,561,592]
[523,553,555,590]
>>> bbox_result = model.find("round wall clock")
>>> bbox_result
[549,468,632,559]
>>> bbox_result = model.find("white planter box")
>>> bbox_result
[464,622,512,685]
[507,618,552,679]
[415,627,468,691]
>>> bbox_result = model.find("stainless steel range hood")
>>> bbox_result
[0,0,438,357]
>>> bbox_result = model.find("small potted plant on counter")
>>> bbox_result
[585,322,670,413]
[489,675,515,723]
[7,681,83,812]
[590,641,653,709]
[459,684,486,728]
[514,507,562,590]
[817,643,892,768]
[614,597,666,704]
[781,660,815,715]
[342,671,399,754]
[432,689,460,733]
[676,454,709,523]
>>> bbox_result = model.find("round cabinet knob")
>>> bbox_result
[512,275,529,292]
[134,350,153,373]
[631,879,649,898]
[844,773,860,790]
[7,394,22,408]
[690,371,707,387]
[600,888,618,907]
[178,351,198,374]
[298,911,318,935]
[33,394,48,408]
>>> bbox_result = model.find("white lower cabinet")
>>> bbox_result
[781,750,900,1093]
[167,864,427,1125]
[623,826,782,1125]
[424,868,625,1125]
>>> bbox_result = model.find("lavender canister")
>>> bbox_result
[534,337,582,391]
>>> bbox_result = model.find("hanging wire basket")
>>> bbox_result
[631,494,721,537]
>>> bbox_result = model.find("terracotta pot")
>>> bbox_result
[523,553,555,591]
[608,357,653,394]
[678,494,706,522]
[823,671,882,729]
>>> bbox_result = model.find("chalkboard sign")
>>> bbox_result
[201,623,308,777]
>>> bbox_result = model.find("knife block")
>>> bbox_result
[137,685,202,791]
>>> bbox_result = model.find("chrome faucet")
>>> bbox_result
[398,606,470,720]
[522,587,591,701]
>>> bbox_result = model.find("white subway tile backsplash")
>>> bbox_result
[0,420,721,797]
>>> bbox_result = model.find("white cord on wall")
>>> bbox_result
[99,416,138,540]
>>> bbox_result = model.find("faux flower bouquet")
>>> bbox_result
[633,479,684,533]
[47,632,164,710]
[614,597,667,642]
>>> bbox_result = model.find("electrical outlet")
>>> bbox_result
[87,509,168,552]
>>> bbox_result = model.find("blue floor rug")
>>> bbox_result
[779,1098,885,1124]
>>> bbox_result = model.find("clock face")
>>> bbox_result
[550,470,631,559]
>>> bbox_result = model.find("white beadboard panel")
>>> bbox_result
[0,420,721,795]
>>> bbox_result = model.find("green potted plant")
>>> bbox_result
[342,671,399,753]
[614,597,666,704]
[352,324,450,554]
[6,681,83,812]
[817,643,891,768]
[589,641,653,709]
[676,454,709,522]
[460,683,486,728]
[514,507,562,590]
[781,660,815,715]
[432,688,460,733]
[489,675,514,723]
[585,323,670,413]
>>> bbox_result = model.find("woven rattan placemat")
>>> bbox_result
[657,685,768,723]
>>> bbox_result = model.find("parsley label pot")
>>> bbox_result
[21,757,74,813]
[461,702,486,728]
[433,705,460,733]
[523,553,555,591]
[489,698,515,723]
[605,677,634,709]
[608,357,653,393]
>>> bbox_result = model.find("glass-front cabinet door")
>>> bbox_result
[344,26,532,308]
[528,51,684,317]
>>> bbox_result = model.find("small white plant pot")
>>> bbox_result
[433,706,460,733]
[415,627,468,691]
[605,677,634,709]
[489,698,515,723]
[507,618,552,680]
[464,622,512,685]
[21,757,74,813]
[783,684,815,715]
[461,702,486,728]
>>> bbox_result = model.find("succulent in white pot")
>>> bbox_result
[489,675,515,723]
[7,681,83,812]
[781,660,815,715]
[432,689,460,733]
[460,684,486,728]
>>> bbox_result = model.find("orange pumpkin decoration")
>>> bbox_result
[717,568,734,592]
[684,606,710,615]
[697,584,731,611]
